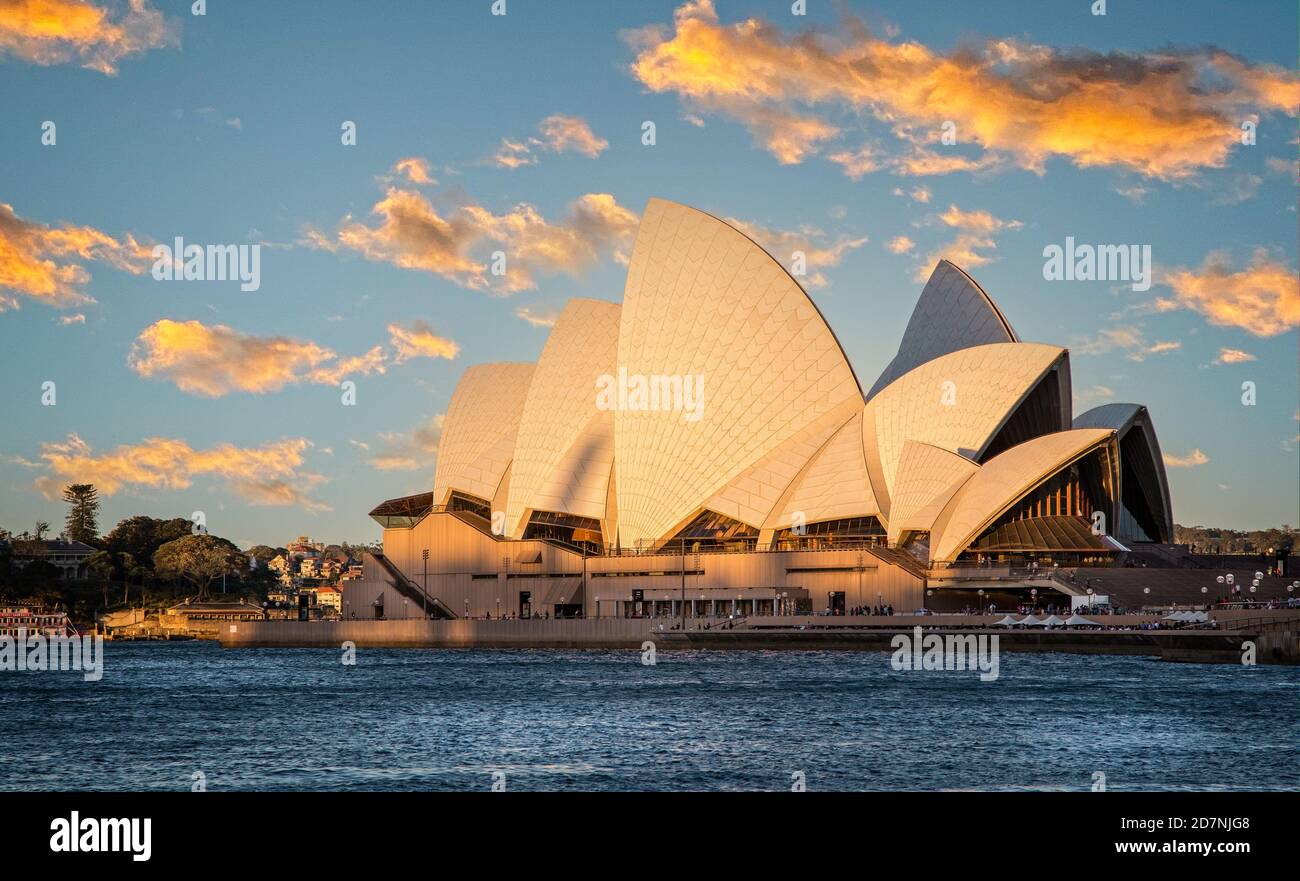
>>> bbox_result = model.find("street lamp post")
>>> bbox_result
[421,549,429,618]
[679,540,687,630]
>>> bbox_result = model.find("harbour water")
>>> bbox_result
[2,642,1296,791]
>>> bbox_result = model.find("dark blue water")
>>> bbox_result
[1,642,1296,791]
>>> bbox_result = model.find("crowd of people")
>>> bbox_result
[842,605,895,616]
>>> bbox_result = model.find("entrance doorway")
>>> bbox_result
[828,591,845,615]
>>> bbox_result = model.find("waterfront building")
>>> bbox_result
[164,599,266,636]
[9,540,96,581]
[344,199,1173,620]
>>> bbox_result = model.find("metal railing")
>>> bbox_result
[605,537,889,558]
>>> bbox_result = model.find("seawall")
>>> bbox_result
[217,613,1298,663]
[219,617,653,649]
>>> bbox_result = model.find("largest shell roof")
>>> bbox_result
[430,198,1172,560]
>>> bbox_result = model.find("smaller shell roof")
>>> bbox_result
[867,260,1018,401]
[930,428,1116,563]
[886,441,979,545]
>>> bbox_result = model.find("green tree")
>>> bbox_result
[62,484,100,545]
[153,535,246,600]
[86,550,136,607]
[103,516,192,566]
[245,544,280,564]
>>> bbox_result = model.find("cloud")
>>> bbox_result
[746,107,839,164]
[0,0,177,74]
[937,204,1023,234]
[913,203,1021,279]
[128,319,388,396]
[369,414,444,471]
[626,0,1297,179]
[491,114,609,168]
[891,147,1002,177]
[392,157,435,185]
[721,216,866,289]
[1158,249,1299,337]
[1265,156,1299,184]
[1073,384,1115,410]
[0,201,152,310]
[1214,347,1256,365]
[387,320,460,363]
[537,114,609,158]
[885,236,915,254]
[515,305,559,328]
[57,312,86,325]
[1115,184,1150,204]
[1163,448,1209,468]
[1073,325,1181,362]
[31,433,329,510]
[491,138,538,169]
[305,187,638,294]
[826,144,882,180]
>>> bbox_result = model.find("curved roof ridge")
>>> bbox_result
[866,259,1019,401]
[647,197,865,400]
[930,427,1117,563]
[941,259,1018,343]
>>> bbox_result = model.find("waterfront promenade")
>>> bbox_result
[218,609,1300,663]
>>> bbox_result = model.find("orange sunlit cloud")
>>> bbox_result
[537,114,609,158]
[626,0,1298,179]
[392,156,435,185]
[387,319,460,363]
[1163,448,1209,468]
[32,433,329,510]
[1214,347,1256,365]
[913,203,1021,279]
[514,305,560,328]
[128,319,389,396]
[305,186,638,294]
[491,114,609,168]
[1159,249,1300,337]
[0,201,152,310]
[0,0,177,75]
[368,414,444,472]
[721,215,866,289]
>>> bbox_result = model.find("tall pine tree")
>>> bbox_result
[62,484,100,546]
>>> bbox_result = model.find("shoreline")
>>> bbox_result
[215,612,1300,664]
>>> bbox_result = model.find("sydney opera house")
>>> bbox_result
[343,199,1173,621]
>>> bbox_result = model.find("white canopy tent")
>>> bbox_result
[1064,614,1101,627]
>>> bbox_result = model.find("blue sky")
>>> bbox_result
[0,0,1296,548]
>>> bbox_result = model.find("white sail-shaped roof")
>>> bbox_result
[865,342,1068,506]
[613,198,863,549]
[887,440,979,545]
[704,398,861,530]
[867,260,1018,401]
[1074,402,1174,543]
[432,362,535,507]
[505,298,621,537]
[1073,403,1145,432]
[929,428,1116,563]
[762,407,880,530]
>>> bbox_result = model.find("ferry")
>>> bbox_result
[0,605,80,638]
